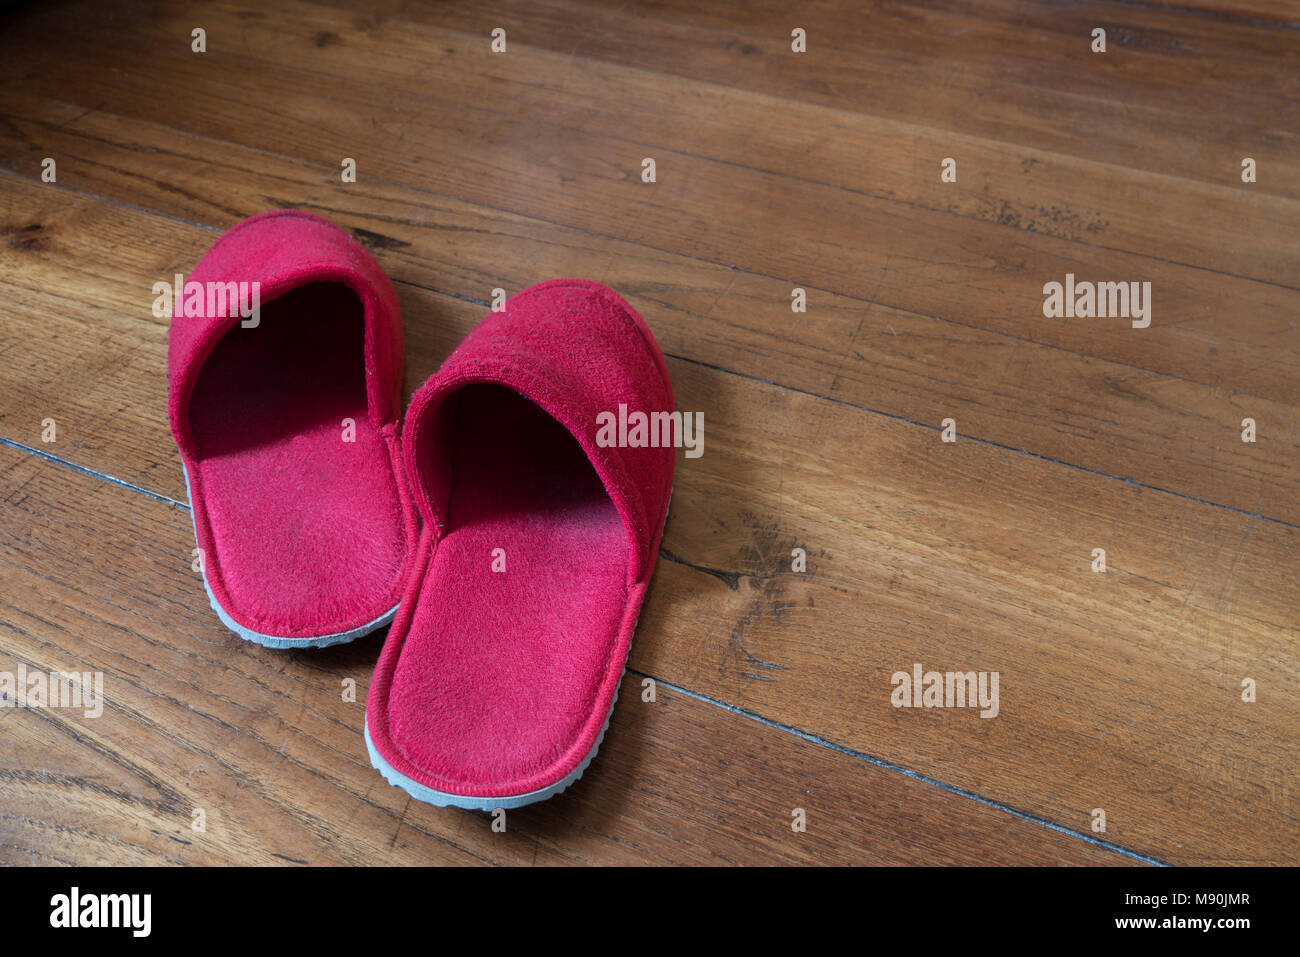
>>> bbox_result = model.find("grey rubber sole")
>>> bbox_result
[201,572,398,649]
[183,464,398,649]
[364,679,622,811]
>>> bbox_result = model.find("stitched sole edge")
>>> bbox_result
[364,679,622,811]
[203,574,398,649]
[183,464,399,649]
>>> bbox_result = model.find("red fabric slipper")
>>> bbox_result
[168,210,418,648]
[365,280,675,807]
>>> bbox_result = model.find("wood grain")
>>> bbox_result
[1,110,1297,525]
[87,0,1300,282]
[0,184,1294,863]
[1,1,1297,405]
[0,0,1295,866]
[0,445,1128,866]
[327,0,1300,197]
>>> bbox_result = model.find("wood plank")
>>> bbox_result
[1108,1,1300,25]
[0,444,1128,865]
[94,0,1300,285]
[0,182,1293,864]
[2,105,1298,525]
[310,0,1300,198]
[1,1,1297,407]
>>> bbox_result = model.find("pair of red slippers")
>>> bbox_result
[167,211,675,808]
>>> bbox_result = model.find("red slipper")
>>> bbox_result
[365,280,676,807]
[168,210,418,648]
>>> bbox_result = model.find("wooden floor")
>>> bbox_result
[0,0,1297,866]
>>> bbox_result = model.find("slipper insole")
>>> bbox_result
[388,384,629,788]
[188,282,406,630]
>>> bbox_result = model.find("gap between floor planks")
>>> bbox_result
[4,169,1295,536]
[0,434,1164,865]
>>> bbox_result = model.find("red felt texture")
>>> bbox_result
[367,280,676,797]
[169,211,417,639]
